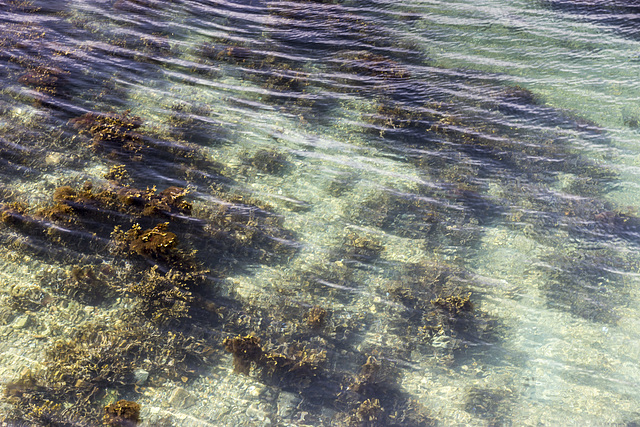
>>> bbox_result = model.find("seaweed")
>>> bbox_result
[246,149,290,175]
[541,249,635,324]
[223,334,327,388]
[306,306,328,327]
[112,222,179,259]
[70,110,144,156]
[223,335,264,375]
[8,282,49,313]
[0,201,29,228]
[128,266,211,325]
[464,387,509,422]
[345,356,388,396]
[202,185,298,263]
[341,231,385,264]
[103,400,141,427]
[326,172,360,197]
[40,182,192,230]
[355,191,439,240]
[332,50,411,81]
[104,164,131,185]
[65,266,117,306]
[386,261,498,360]
[3,317,215,425]
[335,356,435,426]
[349,398,383,426]
[431,292,473,316]
[18,66,67,98]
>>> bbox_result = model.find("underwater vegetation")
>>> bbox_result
[64,265,118,306]
[331,50,412,85]
[103,400,141,427]
[223,334,327,389]
[352,187,483,261]
[385,261,497,362]
[540,248,638,324]
[464,386,511,424]
[306,306,328,328]
[343,231,385,259]
[1,0,639,425]
[245,148,291,175]
[3,316,213,425]
[0,106,297,423]
[18,66,68,100]
[334,356,435,426]
[316,16,636,331]
[70,111,145,156]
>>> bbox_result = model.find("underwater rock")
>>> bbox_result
[168,386,196,409]
[11,314,30,330]
[133,368,149,386]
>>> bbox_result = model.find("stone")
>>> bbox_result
[169,386,197,409]
[276,391,301,418]
[246,402,271,424]
[133,368,149,385]
[12,315,30,329]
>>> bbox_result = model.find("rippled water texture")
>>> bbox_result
[1,0,640,425]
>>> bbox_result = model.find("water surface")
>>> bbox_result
[1,0,640,425]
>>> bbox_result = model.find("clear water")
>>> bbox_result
[1,0,640,425]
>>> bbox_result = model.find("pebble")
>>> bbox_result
[12,315,30,329]
[276,391,301,418]
[169,386,197,409]
[248,385,265,397]
[246,403,271,425]
[133,368,149,385]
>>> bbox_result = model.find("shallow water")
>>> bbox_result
[1,0,640,425]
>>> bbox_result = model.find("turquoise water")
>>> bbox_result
[1,0,640,425]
